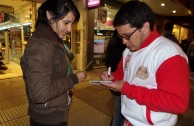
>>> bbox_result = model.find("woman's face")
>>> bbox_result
[47,11,75,39]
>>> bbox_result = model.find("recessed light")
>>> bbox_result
[172,10,176,13]
[161,3,165,6]
[188,10,192,15]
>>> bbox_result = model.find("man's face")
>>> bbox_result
[116,24,144,52]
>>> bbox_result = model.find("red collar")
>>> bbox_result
[139,29,160,50]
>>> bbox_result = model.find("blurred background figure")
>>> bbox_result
[105,30,125,126]
[187,36,194,72]
[181,39,191,54]
[163,22,179,45]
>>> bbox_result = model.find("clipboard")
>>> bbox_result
[89,80,113,85]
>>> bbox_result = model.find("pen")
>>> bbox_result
[108,66,111,80]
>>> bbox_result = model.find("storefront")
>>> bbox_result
[92,5,118,68]
[0,0,85,70]
[85,0,120,69]
[0,1,41,65]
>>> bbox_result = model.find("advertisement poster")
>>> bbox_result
[0,12,4,23]
[94,39,105,54]
[98,9,107,24]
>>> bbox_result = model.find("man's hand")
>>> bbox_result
[100,71,114,81]
[100,80,125,92]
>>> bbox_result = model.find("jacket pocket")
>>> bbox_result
[30,93,68,114]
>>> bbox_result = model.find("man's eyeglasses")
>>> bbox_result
[117,28,138,40]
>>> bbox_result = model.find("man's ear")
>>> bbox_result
[141,22,150,33]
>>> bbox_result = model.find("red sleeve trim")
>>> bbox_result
[146,107,154,125]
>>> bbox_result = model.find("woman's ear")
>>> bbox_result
[46,11,52,20]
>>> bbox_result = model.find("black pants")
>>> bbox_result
[30,118,67,126]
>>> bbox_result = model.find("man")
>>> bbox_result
[187,37,194,72]
[100,1,190,126]
[163,22,179,45]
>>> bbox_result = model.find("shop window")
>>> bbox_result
[93,7,117,68]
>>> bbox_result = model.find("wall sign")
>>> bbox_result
[87,0,100,9]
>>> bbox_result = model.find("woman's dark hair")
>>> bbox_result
[113,0,155,31]
[36,0,80,28]
[105,30,126,72]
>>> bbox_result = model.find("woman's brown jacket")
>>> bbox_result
[20,24,78,124]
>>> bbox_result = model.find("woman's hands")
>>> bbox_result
[76,71,87,82]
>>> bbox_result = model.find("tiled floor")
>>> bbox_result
[0,66,114,126]
[0,61,22,79]
[0,62,194,126]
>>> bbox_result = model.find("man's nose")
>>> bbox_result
[122,39,128,45]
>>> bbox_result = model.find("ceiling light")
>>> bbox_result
[172,10,176,13]
[188,10,192,15]
[161,3,165,6]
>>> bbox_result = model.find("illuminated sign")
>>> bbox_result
[87,0,100,8]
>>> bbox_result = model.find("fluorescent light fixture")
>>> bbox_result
[23,22,31,26]
[0,22,32,30]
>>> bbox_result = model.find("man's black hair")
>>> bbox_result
[113,0,155,31]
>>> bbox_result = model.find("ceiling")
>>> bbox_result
[118,0,192,16]
[113,0,194,29]
[1,0,192,16]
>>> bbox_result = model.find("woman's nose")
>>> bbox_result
[66,24,72,33]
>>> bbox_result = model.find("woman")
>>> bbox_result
[20,0,86,125]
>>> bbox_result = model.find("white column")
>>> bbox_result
[4,31,10,64]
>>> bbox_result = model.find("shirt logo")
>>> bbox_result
[124,54,131,70]
[136,66,149,79]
